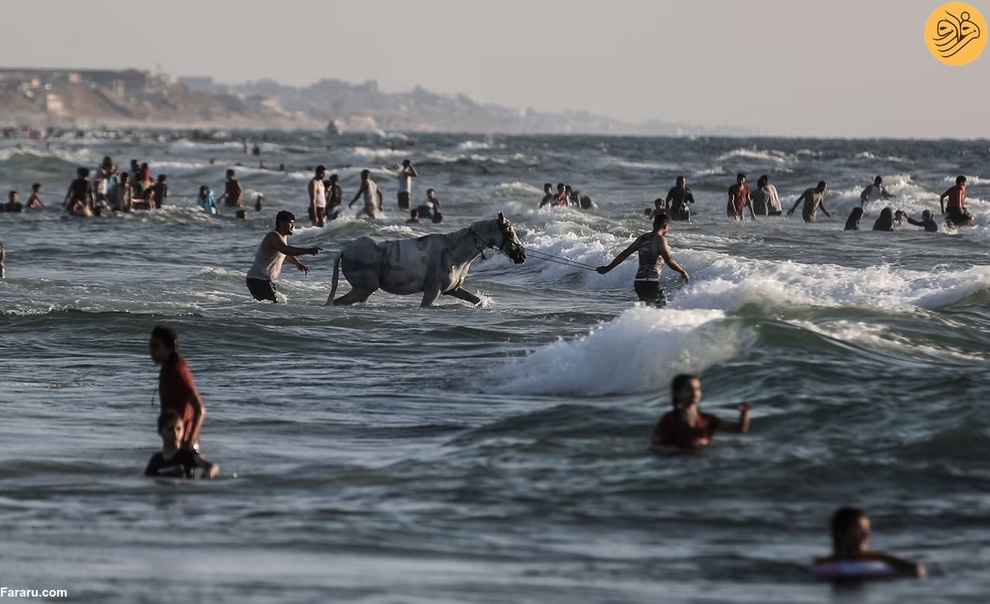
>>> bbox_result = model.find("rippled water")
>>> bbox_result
[1,133,989,603]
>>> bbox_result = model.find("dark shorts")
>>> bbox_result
[246,277,278,302]
[308,205,328,223]
[946,208,972,226]
[397,191,410,209]
[634,280,666,307]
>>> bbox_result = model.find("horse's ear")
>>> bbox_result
[497,212,505,223]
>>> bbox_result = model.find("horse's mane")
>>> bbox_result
[443,218,494,249]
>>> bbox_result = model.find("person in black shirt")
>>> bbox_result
[665,176,695,221]
[144,410,219,479]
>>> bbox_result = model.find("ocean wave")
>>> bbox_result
[489,307,742,395]
[716,148,796,164]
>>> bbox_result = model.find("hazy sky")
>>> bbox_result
[3,0,988,138]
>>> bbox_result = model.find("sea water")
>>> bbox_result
[1,133,989,603]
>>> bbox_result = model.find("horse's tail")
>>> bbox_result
[323,251,343,306]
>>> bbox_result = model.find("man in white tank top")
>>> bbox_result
[396,159,418,210]
[860,175,893,206]
[246,210,322,302]
[308,165,327,227]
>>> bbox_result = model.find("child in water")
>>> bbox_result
[651,373,752,451]
[812,507,925,580]
[197,185,218,215]
[144,410,219,479]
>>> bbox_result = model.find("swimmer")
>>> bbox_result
[761,174,783,215]
[197,185,217,215]
[25,183,43,209]
[349,169,383,218]
[245,210,321,302]
[308,165,327,227]
[109,173,133,211]
[151,174,168,209]
[63,167,95,216]
[751,175,782,216]
[860,175,894,206]
[216,169,243,208]
[906,210,939,232]
[665,176,695,221]
[872,207,894,231]
[727,173,757,221]
[324,174,342,218]
[812,507,925,579]
[650,373,751,451]
[396,159,418,210]
[144,410,219,479]
[539,183,554,208]
[844,207,864,231]
[596,212,689,307]
[416,188,439,220]
[4,190,23,213]
[406,208,421,224]
[150,326,206,451]
[787,181,832,222]
[939,175,973,227]
[649,197,667,220]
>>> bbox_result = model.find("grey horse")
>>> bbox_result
[324,212,527,307]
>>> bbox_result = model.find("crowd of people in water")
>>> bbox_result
[631,172,974,232]
[539,182,596,209]
[2,145,975,580]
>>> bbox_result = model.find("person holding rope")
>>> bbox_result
[595,213,689,307]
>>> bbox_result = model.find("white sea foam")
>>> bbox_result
[517,226,990,312]
[493,181,543,196]
[350,146,406,161]
[716,148,796,164]
[457,140,502,151]
[490,307,744,395]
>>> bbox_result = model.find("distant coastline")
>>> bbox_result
[0,67,751,136]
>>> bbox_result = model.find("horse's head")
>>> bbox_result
[467,213,527,264]
[494,212,526,264]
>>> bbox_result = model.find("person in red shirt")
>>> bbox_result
[217,169,244,208]
[939,175,973,227]
[149,325,206,450]
[727,173,756,221]
[651,373,751,451]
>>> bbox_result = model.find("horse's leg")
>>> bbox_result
[444,286,481,306]
[334,287,376,305]
[418,249,449,307]
[421,286,442,307]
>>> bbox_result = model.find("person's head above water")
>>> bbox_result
[149,325,179,365]
[157,409,184,448]
[874,175,883,185]
[670,373,701,410]
[275,210,295,232]
[676,175,686,187]
[736,173,746,183]
[816,181,827,192]
[830,507,869,555]
[652,212,671,232]
[957,175,967,185]
[361,169,370,179]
